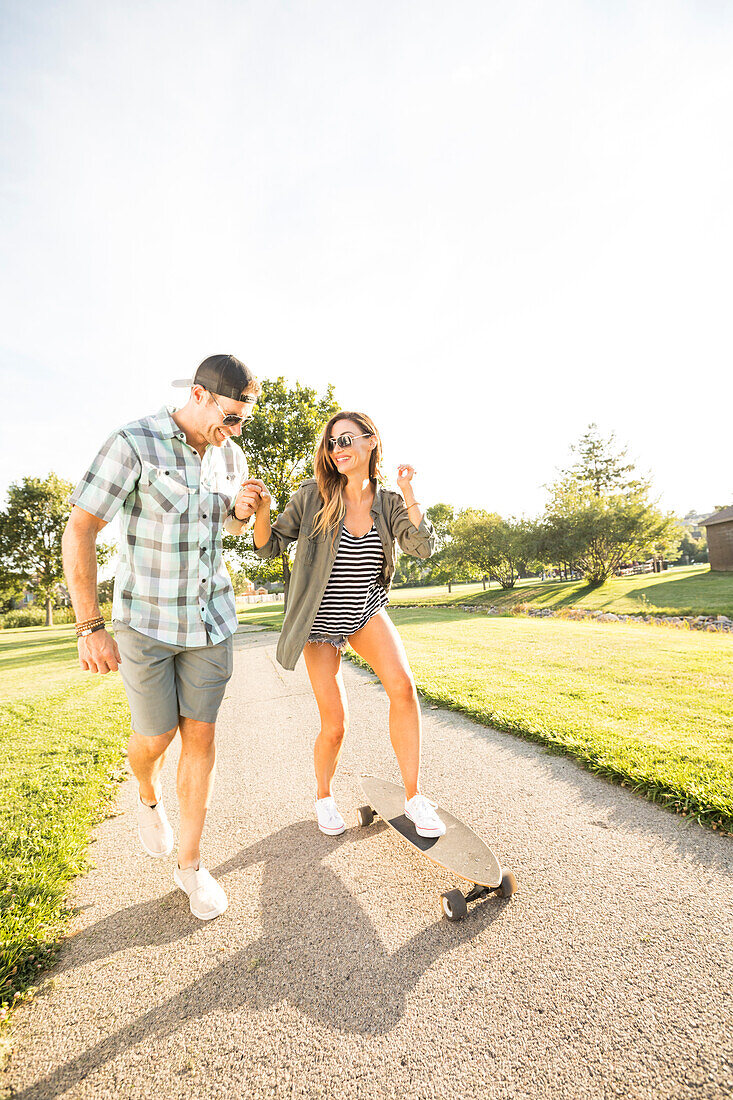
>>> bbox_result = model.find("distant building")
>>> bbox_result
[701,506,733,572]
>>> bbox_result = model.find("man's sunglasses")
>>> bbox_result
[327,432,372,451]
[209,391,256,427]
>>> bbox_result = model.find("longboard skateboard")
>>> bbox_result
[358,776,518,921]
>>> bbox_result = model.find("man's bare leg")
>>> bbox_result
[128,728,177,805]
[177,717,216,869]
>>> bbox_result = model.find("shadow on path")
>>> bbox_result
[16,821,507,1098]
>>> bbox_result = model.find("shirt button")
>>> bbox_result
[202,513,208,519]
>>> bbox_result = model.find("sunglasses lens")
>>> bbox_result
[223,414,242,426]
[338,435,353,448]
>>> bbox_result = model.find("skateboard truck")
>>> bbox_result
[440,873,518,922]
[357,785,519,923]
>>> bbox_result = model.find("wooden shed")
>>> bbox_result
[701,505,733,572]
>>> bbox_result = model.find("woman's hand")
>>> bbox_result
[397,464,416,494]
[238,479,271,515]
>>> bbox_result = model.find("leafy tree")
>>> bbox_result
[544,489,679,585]
[672,530,708,565]
[226,377,340,590]
[417,503,456,585]
[563,423,643,498]
[447,511,532,589]
[544,426,679,585]
[0,474,112,625]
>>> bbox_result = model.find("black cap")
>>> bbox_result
[172,355,257,402]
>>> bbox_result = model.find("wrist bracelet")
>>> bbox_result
[77,621,106,638]
[75,615,104,633]
[406,502,422,510]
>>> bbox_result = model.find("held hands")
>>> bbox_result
[78,629,121,675]
[233,479,272,521]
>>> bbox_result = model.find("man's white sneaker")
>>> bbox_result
[405,793,447,838]
[174,864,228,920]
[315,796,346,835]
[136,796,174,857]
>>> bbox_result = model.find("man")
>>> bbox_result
[62,354,262,920]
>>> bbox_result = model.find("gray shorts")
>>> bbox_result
[112,620,234,736]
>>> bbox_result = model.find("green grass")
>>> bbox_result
[361,608,733,831]
[455,565,733,618]
[237,604,285,630]
[239,598,733,830]
[0,626,129,1029]
[389,581,489,606]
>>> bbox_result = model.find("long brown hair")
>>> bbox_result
[312,412,383,540]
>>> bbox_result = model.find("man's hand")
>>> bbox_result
[78,629,121,674]
[239,479,271,513]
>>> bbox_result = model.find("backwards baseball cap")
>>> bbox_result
[172,354,259,403]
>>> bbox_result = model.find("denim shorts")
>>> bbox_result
[307,631,349,651]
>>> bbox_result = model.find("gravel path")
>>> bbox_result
[3,629,732,1100]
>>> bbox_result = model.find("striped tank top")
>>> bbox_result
[310,524,388,636]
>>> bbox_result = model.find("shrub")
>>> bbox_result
[0,602,114,630]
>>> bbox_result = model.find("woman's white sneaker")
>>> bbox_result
[315,795,346,835]
[136,796,174,857]
[405,793,447,838]
[174,864,228,920]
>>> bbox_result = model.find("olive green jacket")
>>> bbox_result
[254,479,435,670]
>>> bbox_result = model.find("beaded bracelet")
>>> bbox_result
[75,617,105,638]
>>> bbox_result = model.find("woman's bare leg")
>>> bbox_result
[303,641,349,799]
[348,610,420,800]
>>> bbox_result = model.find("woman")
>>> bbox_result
[241,411,446,839]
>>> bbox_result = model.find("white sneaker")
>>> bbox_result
[174,864,228,920]
[136,796,174,857]
[405,793,447,838]
[315,795,346,835]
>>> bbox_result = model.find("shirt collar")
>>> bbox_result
[153,406,185,440]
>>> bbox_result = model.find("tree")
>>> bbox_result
[543,426,679,585]
[447,510,532,589]
[226,377,340,591]
[0,474,112,625]
[564,423,643,498]
[418,503,456,585]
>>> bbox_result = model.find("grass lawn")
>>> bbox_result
[379,608,733,831]
[238,601,733,831]
[389,581,489,606]
[455,565,733,618]
[0,626,129,1032]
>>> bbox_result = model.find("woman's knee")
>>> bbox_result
[318,716,348,747]
[387,673,418,708]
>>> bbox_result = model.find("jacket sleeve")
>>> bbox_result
[388,493,436,559]
[253,486,307,559]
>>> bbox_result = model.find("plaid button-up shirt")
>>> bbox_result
[70,406,247,646]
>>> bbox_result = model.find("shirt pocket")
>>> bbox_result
[141,463,191,516]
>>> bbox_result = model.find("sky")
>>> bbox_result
[1,0,731,522]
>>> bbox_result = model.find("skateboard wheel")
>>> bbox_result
[498,869,518,898]
[357,805,375,828]
[441,889,468,921]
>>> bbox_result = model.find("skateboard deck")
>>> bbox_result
[359,775,502,888]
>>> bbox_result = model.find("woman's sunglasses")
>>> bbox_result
[209,391,256,427]
[327,432,372,451]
